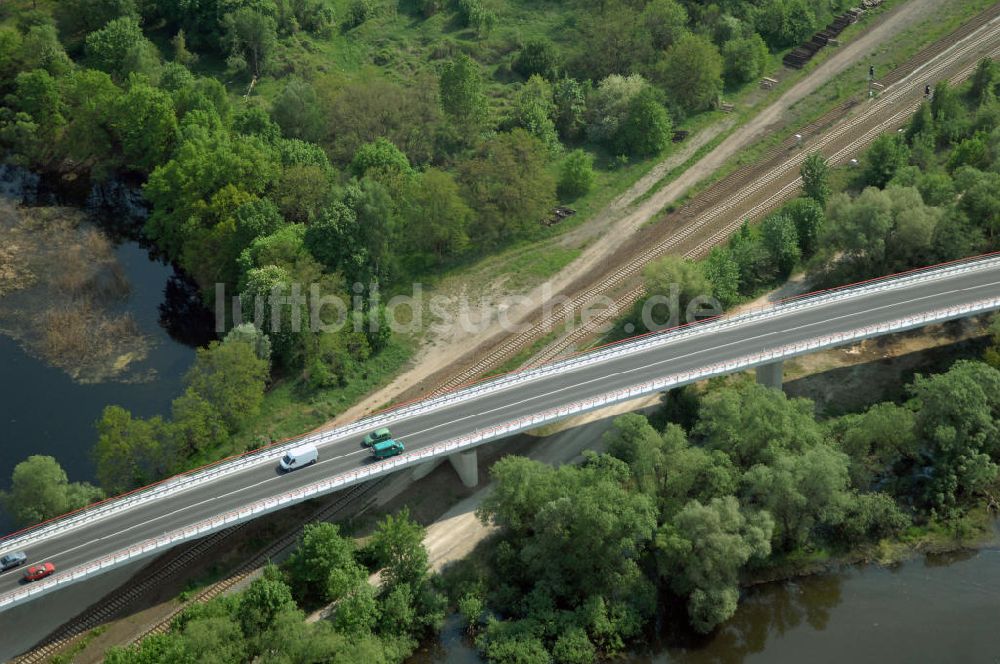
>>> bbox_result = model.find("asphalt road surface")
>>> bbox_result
[1,260,998,603]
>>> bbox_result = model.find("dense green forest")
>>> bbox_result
[621,61,1000,336]
[2,0,1000,661]
[96,338,1000,663]
[102,510,449,663]
[0,0,861,519]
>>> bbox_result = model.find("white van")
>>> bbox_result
[279,444,318,471]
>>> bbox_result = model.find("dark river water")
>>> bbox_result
[412,547,1000,663]
[3,173,1000,662]
[0,168,212,534]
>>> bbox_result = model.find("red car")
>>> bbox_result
[23,562,55,582]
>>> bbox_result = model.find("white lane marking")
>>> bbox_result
[38,448,369,564]
[400,280,1000,438]
[20,277,1000,567]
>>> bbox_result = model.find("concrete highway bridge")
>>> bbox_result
[1,254,998,610]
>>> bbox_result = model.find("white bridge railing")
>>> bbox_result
[2,254,998,555]
[2,288,998,611]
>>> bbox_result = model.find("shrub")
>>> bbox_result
[347,0,376,27]
[513,39,559,80]
[457,0,497,36]
[558,149,596,201]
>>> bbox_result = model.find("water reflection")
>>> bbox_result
[648,573,845,664]
[160,273,217,348]
[0,166,212,532]
[413,548,1000,664]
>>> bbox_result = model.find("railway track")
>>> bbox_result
[130,477,387,643]
[423,5,1000,381]
[10,523,251,664]
[525,31,1000,368]
[12,478,388,663]
[14,6,1000,662]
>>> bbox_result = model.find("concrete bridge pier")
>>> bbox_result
[755,360,784,389]
[448,449,479,487]
[410,450,479,487]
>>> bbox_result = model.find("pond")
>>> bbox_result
[0,167,213,534]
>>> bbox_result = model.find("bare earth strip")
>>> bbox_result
[333,0,998,424]
[12,4,998,660]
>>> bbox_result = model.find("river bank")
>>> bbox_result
[404,319,1000,663]
[642,543,1000,663]
[409,523,1000,664]
[0,167,211,532]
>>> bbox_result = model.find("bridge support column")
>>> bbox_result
[755,360,784,390]
[448,449,479,488]
[411,458,443,481]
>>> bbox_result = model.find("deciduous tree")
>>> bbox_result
[350,137,413,180]
[513,38,560,80]
[284,522,364,604]
[84,16,158,82]
[743,443,851,550]
[760,212,800,277]
[754,0,817,49]
[94,406,178,494]
[552,77,588,141]
[110,82,177,172]
[615,88,672,157]
[440,53,488,133]
[864,133,910,188]
[185,339,268,431]
[573,2,653,80]
[2,456,103,527]
[909,361,1000,512]
[821,186,939,279]
[643,255,714,326]
[402,168,472,261]
[655,496,772,632]
[237,567,296,637]
[55,0,140,41]
[170,388,229,457]
[459,129,556,247]
[506,75,560,153]
[703,246,740,308]
[270,77,324,143]
[369,508,429,589]
[800,152,830,207]
[642,0,688,50]
[222,8,278,77]
[557,149,595,201]
[655,33,723,114]
[721,34,769,87]
[782,197,824,257]
[694,381,822,468]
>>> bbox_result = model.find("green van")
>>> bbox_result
[362,427,393,447]
[371,439,404,459]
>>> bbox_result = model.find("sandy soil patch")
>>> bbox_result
[332,0,949,425]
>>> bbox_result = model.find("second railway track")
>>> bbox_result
[13,4,1000,661]
[433,7,1000,380]
[12,478,388,663]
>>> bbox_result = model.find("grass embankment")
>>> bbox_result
[240,0,996,443]
[49,627,108,664]
[231,337,416,451]
[654,0,996,210]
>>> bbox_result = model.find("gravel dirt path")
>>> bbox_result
[331,0,967,426]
